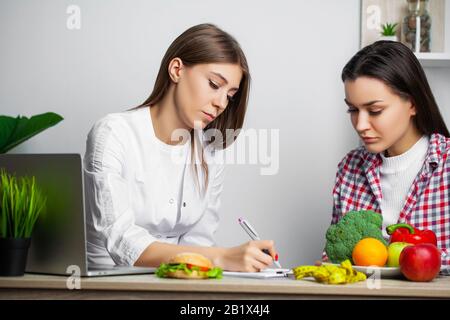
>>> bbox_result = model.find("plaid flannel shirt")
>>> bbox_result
[331,133,450,275]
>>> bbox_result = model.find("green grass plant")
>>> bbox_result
[0,169,46,238]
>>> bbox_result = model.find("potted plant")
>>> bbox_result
[0,112,63,153]
[0,111,60,276]
[380,22,399,41]
[0,170,46,276]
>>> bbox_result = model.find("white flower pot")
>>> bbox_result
[379,35,398,42]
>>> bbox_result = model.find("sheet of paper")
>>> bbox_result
[223,268,292,279]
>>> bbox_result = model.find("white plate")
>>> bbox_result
[323,263,402,278]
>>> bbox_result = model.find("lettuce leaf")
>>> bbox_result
[156,263,191,278]
[207,267,223,279]
[156,263,223,279]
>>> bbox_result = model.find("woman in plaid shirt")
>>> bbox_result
[331,41,449,271]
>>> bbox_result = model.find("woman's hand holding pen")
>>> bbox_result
[215,240,278,272]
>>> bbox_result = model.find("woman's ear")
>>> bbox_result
[168,58,184,83]
[409,100,417,116]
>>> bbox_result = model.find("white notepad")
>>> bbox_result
[223,268,292,279]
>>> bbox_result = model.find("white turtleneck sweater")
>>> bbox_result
[380,135,429,238]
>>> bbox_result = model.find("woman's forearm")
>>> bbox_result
[135,240,277,272]
[134,241,227,268]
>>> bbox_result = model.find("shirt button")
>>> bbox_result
[183,202,186,207]
[169,198,174,204]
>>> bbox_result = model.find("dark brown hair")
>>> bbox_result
[137,23,250,192]
[341,40,449,137]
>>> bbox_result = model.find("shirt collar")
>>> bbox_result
[425,133,445,171]
[361,148,382,174]
[361,133,446,173]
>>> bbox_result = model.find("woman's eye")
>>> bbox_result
[347,108,358,114]
[209,80,219,89]
[369,110,382,115]
[227,95,235,102]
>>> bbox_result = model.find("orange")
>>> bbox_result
[352,238,388,267]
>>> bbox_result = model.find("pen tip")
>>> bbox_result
[238,217,242,223]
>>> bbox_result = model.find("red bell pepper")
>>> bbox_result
[386,223,437,246]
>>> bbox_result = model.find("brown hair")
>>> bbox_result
[136,23,251,193]
[341,40,449,137]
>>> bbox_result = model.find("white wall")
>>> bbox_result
[1,0,449,268]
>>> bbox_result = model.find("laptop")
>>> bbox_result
[0,154,155,277]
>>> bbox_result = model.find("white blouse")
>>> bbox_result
[380,135,429,238]
[83,107,225,266]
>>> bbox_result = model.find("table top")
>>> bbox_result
[0,273,449,299]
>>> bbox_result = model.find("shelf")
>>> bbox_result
[415,52,450,68]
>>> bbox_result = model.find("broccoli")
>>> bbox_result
[325,210,387,263]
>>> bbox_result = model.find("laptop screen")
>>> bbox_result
[0,154,88,275]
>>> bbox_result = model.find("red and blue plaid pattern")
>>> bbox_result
[331,133,450,274]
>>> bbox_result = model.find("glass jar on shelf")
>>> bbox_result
[402,0,431,52]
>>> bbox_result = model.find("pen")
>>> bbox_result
[238,217,282,268]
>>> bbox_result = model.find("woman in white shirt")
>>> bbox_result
[84,23,278,272]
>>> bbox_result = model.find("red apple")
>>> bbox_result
[399,243,441,282]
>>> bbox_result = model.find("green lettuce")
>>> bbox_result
[206,267,223,278]
[156,263,223,279]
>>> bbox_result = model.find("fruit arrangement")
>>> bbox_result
[324,211,442,282]
[293,259,366,285]
[349,223,441,282]
[386,223,441,282]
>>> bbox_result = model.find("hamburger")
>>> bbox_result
[156,252,222,279]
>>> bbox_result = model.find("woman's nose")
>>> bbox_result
[355,112,371,133]
[213,93,228,110]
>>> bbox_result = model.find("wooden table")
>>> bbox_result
[0,273,449,299]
